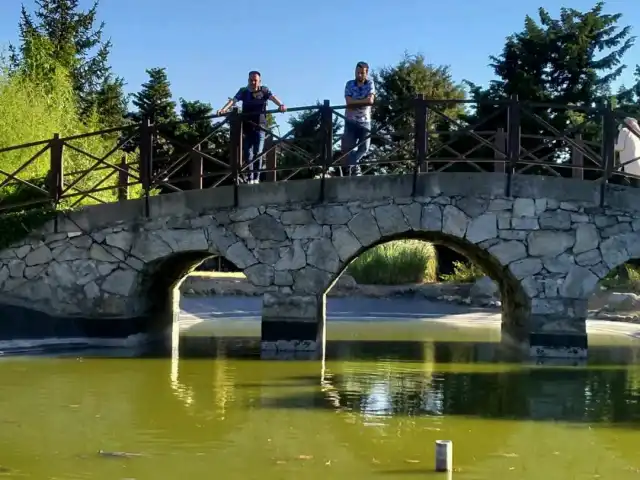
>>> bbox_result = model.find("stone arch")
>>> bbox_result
[260,201,540,353]
[321,227,530,341]
[579,230,640,301]
[130,223,259,337]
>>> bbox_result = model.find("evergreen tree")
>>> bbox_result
[616,66,640,116]
[94,74,129,129]
[9,0,115,119]
[131,67,178,126]
[129,67,178,186]
[461,2,635,177]
[373,53,466,136]
[279,106,342,180]
[172,98,231,189]
[371,53,466,174]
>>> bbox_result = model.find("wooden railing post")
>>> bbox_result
[600,100,616,206]
[264,135,277,182]
[506,94,521,197]
[118,154,129,202]
[49,133,64,205]
[229,107,242,206]
[412,94,427,196]
[319,99,333,203]
[493,128,506,173]
[571,133,584,180]
[190,143,203,190]
[139,116,153,215]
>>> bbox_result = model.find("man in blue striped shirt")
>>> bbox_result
[342,61,376,176]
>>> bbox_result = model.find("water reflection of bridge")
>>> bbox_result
[166,337,640,474]
[5,338,640,477]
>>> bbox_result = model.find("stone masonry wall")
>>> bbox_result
[0,174,639,346]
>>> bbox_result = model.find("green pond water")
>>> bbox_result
[2,322,640,479]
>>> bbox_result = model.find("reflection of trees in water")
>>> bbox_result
[327,345,640,426]
[169,340,640,428]
[582,369,640,424]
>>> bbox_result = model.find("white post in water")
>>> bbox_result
[435,440,453,472]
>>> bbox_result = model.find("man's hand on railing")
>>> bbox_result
[278,105,287,113]
[216,109,228,116]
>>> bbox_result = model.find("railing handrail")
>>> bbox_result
[2,96,636,148]
[0,95,638,218]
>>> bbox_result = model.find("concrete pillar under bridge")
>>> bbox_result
[260,293,326,357]
[260,293,589,361]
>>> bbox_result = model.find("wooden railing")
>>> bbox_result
[0,96,637,214]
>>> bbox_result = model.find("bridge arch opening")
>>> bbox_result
[583,233,640,344]
[322,231,530,343]
[136,249,238,340]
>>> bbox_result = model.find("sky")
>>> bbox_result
[0,0,639,129]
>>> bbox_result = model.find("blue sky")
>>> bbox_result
[0,0,639,127]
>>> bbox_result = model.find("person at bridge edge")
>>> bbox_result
[341,61,376,176]
[217,71,287,184]
[615,117,640,188]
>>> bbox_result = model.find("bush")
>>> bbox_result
[601,264,640,292]
[0,64,144,208]
[0,52,147,248]
[440,260,484,283]
[346,240,437,285]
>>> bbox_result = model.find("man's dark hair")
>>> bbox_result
[356,61,369,70]
[248,70,261,77]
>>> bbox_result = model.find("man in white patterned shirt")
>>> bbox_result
[342,61,376,176]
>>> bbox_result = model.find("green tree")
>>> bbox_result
[94,74,128,129]
[9,0,115,119]
[10,28,61,88]
[463,3,635,177]
[131,67,177,125]
[370,53,466,174]
[171,98,231,189]
[279,106,342,180]
[129,67,178,187]
[616,66,640,117]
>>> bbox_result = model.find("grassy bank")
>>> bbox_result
[346,240,438,285]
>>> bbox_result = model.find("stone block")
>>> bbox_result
[465,213,498,244]
[527,230,575,257]
[347,210,381,246]
[442,205,469,237]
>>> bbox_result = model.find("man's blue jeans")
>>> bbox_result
[243,128,265,182]
[342,120,371,175]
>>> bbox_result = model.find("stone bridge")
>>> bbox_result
[0,172,639,358]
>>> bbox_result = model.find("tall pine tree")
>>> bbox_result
[485,3,633,104]
[131,67,177,126]
[94,74,129,128]
[129,67,178,187]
